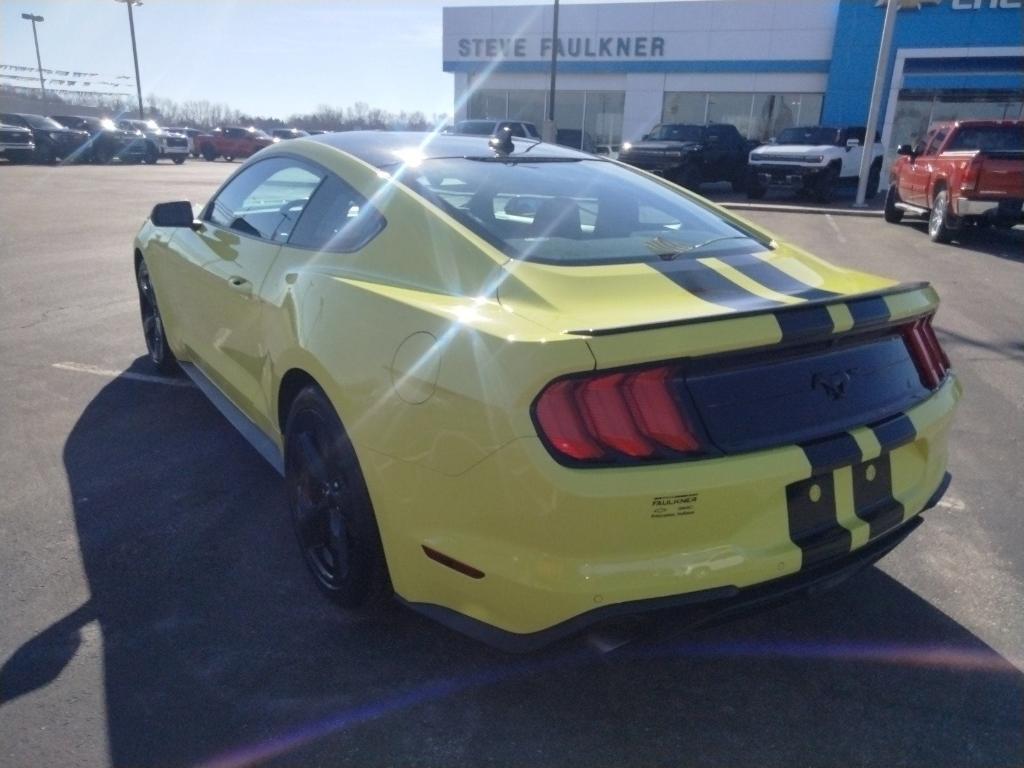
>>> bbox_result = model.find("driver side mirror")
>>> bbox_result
[642,134,651,141]
[896,144,915,157]
[151,201,197,228]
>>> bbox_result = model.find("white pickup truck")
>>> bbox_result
[747,126,884,203]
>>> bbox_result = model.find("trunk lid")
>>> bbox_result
[497,240,899,366]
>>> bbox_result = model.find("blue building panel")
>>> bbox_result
[822,0,1024,126]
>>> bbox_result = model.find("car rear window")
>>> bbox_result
[396,157,767,265]
[946,125,1024,152]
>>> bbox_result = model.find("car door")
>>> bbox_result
[840,128,864,178]
[904,128,944,206]
[168,156,325,431]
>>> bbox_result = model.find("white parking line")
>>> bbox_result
[52,362,194,388]
[825,214,848,244]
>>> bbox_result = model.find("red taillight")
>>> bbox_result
[902,315,950,390]
[960,153,983,193]
[623,367,702,452]
[534,365,705,464]
[534,379,604,460]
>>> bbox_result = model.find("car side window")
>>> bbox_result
[288,173,386,252]
[924,129,947,155]
[206,158,324,242]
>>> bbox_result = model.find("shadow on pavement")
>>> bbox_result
[900,222,1024,262]
[1,359,1021,767]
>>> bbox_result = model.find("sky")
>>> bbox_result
[0,0,676,119]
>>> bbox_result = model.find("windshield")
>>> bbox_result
[647,124,704,142]
[396,157,766,265]
[453,120,497,136]
[946,125,1024,152]
[775,127,840,146]
[7,114,64,130]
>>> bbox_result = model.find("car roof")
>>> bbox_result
[308,130,589,168]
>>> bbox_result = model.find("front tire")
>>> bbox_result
[284,385,390,610]
[202,145,217,161]
[814,166,838,204]
[143,143,159,164]
[172,156,186,165]
[884,184,904,223]
[678,165,701,191]
[136,258,177,373]
[928,188,955,244]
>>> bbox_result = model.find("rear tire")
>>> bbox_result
[202,145,217,161]
[284,385,391,611]
[884,184,904,223]
[928,188,955,244]
[172,156,186,165]
[136,258,178,374]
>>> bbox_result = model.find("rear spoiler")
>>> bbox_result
[566,281,932,337]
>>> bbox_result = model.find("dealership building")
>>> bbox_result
[443,0,1024,157]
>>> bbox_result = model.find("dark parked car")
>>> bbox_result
[448,119,541,139]
[50,115,147,164]
[556,129,596,153]
[0,112,89,164]
[271,127,310,140]
[618,123,757,191]
[0,122,35,163]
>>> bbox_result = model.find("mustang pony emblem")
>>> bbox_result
[874,0,941,8]
[813,371,852,401]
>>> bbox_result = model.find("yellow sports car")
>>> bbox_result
[134,131,959,650]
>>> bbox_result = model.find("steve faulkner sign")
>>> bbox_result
[454,35,667,60]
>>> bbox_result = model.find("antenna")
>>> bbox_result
[489,126,515,156]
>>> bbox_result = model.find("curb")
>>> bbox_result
[720,201,884,217]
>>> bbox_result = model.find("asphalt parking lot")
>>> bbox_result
[1,160,1022,768]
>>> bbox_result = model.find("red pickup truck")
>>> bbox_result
[884,120,1023,243]
[195,126,276,162]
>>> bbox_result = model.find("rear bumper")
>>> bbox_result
[955,197,1024,219]
[375,373,961,647]
[402,477,946,653]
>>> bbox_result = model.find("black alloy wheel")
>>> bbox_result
[136,258,177,373]
[284,385,390,610]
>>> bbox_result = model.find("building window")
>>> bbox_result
[661,92,825,141]
[467,89,626,150]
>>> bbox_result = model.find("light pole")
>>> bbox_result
[115,0,145,120]
[20,13,46,98]
[855,0,899,207]
[544,0,560,142]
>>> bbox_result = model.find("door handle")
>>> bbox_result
[227,276,252,294]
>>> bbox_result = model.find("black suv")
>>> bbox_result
[0,112,89,164]
[50,115,147,164]
[618,123,757,191]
